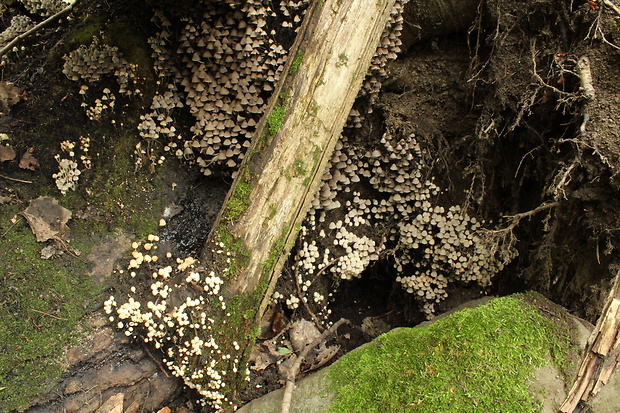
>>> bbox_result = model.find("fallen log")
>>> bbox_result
[196,0,399,402]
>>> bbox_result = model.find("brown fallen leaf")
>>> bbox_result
[305,343,340,372]
[360,316,391,339]
[156,407,171,413]
[0,81,21,115]
[248,343,278,371]
[21,196,72,242]
[0,145,15,162]
[19,147,39,170]
[289,319,321,353]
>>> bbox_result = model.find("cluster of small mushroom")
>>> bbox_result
[80,87,116,121]
[18,0,66,17]
[52,155,80,194]
[138,87,182,141]
[78,135,91,169]
[62,37,138,95]
[0,15,32,51]
[105,235,248,411]
[394,204,508,315]
[360,0,406,104]
[144,0,308,176]
[52,139,85,195]
[292,127,514,318]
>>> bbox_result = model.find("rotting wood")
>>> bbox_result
[559,271,620,412]
[202,0,398,311]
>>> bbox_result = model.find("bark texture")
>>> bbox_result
[210,0,398,301]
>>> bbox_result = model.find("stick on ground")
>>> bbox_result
[281,318,349,413]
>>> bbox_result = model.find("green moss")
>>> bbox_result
[335,53,348,68]
[327,295,573,413]
[289,49,305,75]
[0,206,98,411]
[64,15,106,48]
[293,159,308,176]
[268,203,277,220]
[267,104,287,135]
[223,167,253,224]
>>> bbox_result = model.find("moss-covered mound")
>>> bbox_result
[327,294,574,413]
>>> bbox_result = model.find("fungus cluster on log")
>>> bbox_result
[145,0,308,175]
[104,238,240,410]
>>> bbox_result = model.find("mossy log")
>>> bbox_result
[202,0,397,318]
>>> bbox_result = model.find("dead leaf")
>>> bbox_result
[361,316,390,338]
[21,196,72,242]
[0,196,11,204]
[95,393,123,413]
[156,407,171,413]
[19,148,39,170]
[289,319,321,352]
[249,344,278,371]
[259,306,277,339]
[0,81,21,115]
[306,343,340,372]
[41,244,63,259]
[0,145,15,162]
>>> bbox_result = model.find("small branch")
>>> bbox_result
[554,159,579,201]
[488,201,560,236]
[0,173,33,184]
[31,308,67,320]
[141,342,171,378]
[503,202,560,227]
[1,214,22,238]
[0,2,77,59]
[281,318,350,413]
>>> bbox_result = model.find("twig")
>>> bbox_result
[488,201,560,235]
[53,235,87,263]
[281,318,350,413]
[31,308,68,320]
[1,214,22,238]
[141,342,171,378]
[0,2,77,59]
[503,201,560,228]
[597,28,620,50]
[0,173,33,184]
[554,159,579,200]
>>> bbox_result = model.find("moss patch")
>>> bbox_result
[0,205,98,412]
[289,49,305,75]
[327,295,573,413]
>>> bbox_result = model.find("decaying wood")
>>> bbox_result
[204,0,398,306]
[559,271,620,412]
